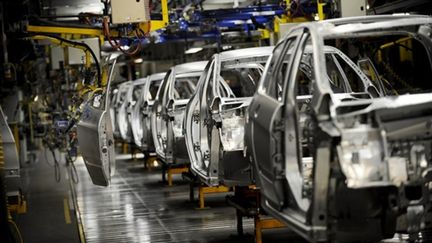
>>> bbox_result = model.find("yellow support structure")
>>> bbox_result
[317,1,326,20]
[254,217,286,243]
[8,197,27,214]
[167,166,189,186]
[149,0,169,31]
[30,35,94,69]
[377,36,413,63]
[145,156,158,171]
[122,143,129,154]
[27,25,105,39]
[198,185,232,209]
[27,0,169,39]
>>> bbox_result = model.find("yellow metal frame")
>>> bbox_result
[27,25,106,43]
[7,197,27,214]
[377,37,413,63]
[26,0,169,40]
[317,1,326,20]
[254,217,286,243]
[198,185,232,209]
[150,0,169,31]
[167,166,189,186]
[122,143,129,154]
[30,35,93,69]
[145,156,158,171]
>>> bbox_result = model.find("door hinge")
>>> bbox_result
[273,119,285,132]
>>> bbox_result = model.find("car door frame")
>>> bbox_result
[250,28,304,211]
[282,24,331,241]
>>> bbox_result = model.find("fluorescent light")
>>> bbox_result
[134,58,143,63]
[222,45,232,51]
[33,95,39,102]
[185,47,203,54]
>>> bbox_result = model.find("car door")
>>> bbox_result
[152,70,172,159]
[192,60,215,180]
[77,58,117,186]
[248,32,302,210]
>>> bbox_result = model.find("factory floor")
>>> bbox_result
[72,154,305,243]
[15,149,412,243]
[15,149,80,243]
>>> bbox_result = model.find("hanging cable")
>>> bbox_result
[30,33,102,87]
[103,17,141,56]
[50,148,61,183]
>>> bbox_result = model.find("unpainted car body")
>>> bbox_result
[151,61,208,164]
[117,79,147,142]
[131,72,166,151]
[113,81,133,139]
[185,47,273,187]
[247,15,432,242]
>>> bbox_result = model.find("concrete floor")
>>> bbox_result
[15,149,80,243]
[14,149,416,243]
[73,156,305,243]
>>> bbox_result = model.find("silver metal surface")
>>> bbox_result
[73,157,260,243]
[77,58,117,187]
[151,61,207,164]
[118,79,147,143]
[131,72,166,150]
[114,81,133,139]
[184,47,273,187]
[247,15,432,242]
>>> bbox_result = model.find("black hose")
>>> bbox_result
[50,148,61,183]
[28,15,103,29]
[30,33,102,87]
[66,151,79,184]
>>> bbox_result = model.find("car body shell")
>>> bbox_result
[113,81,133,139]
[151,61,208,164]
[246,15,432,242]
[185,46,273,187]
[117,79,147,142]
[131,72,166,151]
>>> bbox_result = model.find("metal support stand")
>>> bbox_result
[181,171,198,202]
[122,143,128,154]
[161,163,167,183]
[144,156,157,171]
[226,186,286,243]
[198,185,232,209]
[167,166,189,186]
[254,216,285,243]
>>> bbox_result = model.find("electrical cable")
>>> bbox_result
[43,147,55,167]
[30,33,102,87]
[102,17,143,56]
[50,148,61,183]
[28,15,103,29]
[8,220,23,243]
[68,158,79,184]
[66,149,79,184]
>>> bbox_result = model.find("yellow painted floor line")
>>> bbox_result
[63,198,72,224]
